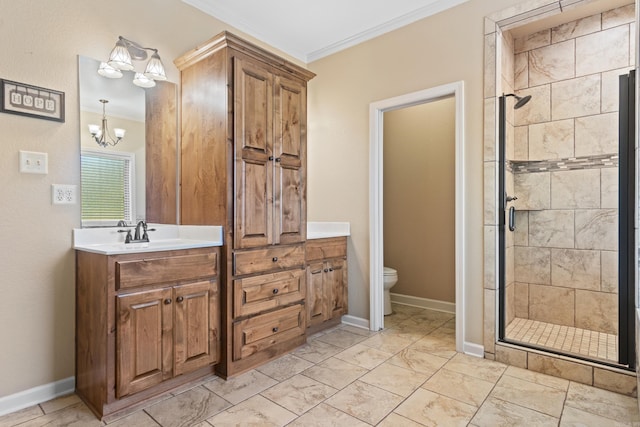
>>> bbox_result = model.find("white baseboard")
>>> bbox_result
[463,342,485,358]
[0,377,75,417]
[341,315,371,330]
[390,293,456,314]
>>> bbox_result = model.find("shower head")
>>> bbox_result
[504,93,532,109]
[514,95,532,109]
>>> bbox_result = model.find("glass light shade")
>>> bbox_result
[97,62,123,79]
[107,39,134,71]
[143,52,167,81]
[88,124,101,136]
[132,72,156,88]
[114,128,126,138]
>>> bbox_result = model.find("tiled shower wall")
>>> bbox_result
[505,4,636,335]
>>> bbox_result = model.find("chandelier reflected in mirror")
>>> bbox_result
[88,99,125,147]
[97,36,167,88]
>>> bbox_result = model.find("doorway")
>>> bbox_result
[369,81,466,354]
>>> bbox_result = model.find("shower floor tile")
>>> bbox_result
[506,318,618,363]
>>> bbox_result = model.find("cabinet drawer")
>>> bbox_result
[116,251,217,290]
[306,237,347,262]
[234,269,305,317]
[233,304,305,361]
[234,244,304,276]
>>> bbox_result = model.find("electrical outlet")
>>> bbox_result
[20,150,48,174]
[52,184,77,205]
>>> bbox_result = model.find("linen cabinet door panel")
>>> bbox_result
[116,288,173,398]
[174,280,219,376]
[306,262,326,327]
[234,57,274,249]
[274,75,306,245]
[236,158,272,248]
[327,259,347,318]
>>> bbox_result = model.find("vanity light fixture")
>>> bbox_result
[88,99,126,147]
[98,36,167,88]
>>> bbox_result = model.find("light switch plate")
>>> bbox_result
[52,184,77,205]
[20,150,48,174]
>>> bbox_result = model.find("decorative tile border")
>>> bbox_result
[507,153,618,174]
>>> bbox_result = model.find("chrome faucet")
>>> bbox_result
[134,220,146,241]
[133,220,155,243]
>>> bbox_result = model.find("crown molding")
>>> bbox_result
[183,0,469,63]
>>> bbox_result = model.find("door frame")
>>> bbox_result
[369,81,465,353]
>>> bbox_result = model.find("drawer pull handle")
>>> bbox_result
[176,296,184,303]
[272,288,279,294]
[164,298,172,305]
[272,327,279,333]
[272,257,278,262]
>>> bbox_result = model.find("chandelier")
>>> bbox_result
[96,36,167,88]
[88,99,125,147]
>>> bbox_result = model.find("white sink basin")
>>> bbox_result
[73,225,223,255]
[75,238,221,255]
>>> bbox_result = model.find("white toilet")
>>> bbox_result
[383,267,398,316]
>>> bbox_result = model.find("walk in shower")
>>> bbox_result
[496,2,636,369]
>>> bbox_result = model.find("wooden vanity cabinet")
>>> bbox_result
[75,247,220,419]
[305,237,348,334]
[175,32,314,378]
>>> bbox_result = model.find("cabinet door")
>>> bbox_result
[116,288,173,398]
[327,259,348,318]
[273,75,306,245]
[234,57,274,249]
[306,261,326,327]
[174,280,219,376]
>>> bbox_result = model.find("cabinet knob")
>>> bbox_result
[176,296,184,303]
[272,256,278,262]
[272,288,279,294]
[272,327,279,333]
[164,298,172,305]
[329,268,334,272]
[275,157,281,162]
[324,269,329,272]
[268,156,274,161]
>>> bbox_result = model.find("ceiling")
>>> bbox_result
[182,0,470,62]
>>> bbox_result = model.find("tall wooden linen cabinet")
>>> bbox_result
[175,32,315,377]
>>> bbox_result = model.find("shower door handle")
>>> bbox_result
[508,206,516,232]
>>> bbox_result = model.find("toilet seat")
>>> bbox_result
[384,267,397,276]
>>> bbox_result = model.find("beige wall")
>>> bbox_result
[0,0,301,398]
[0,0,527,399]
[383,98,456,302]
[307,0,523,342]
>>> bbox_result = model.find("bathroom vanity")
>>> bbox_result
[74,226,223,419]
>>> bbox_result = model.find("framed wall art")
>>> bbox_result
[0,79,65,122]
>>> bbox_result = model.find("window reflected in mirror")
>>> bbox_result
[81,149,135,226]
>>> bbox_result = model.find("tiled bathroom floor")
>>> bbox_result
[1,304,638,426]
[506,317,618,363]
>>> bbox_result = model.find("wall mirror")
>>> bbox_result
[78,55,177,227]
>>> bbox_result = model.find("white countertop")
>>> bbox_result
[307,222,350,239]
[73,224,223,255]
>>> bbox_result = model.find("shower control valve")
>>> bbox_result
[506,195,518,203]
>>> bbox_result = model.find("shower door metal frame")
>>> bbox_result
[498,95,507,341]
[618,70,636,369]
